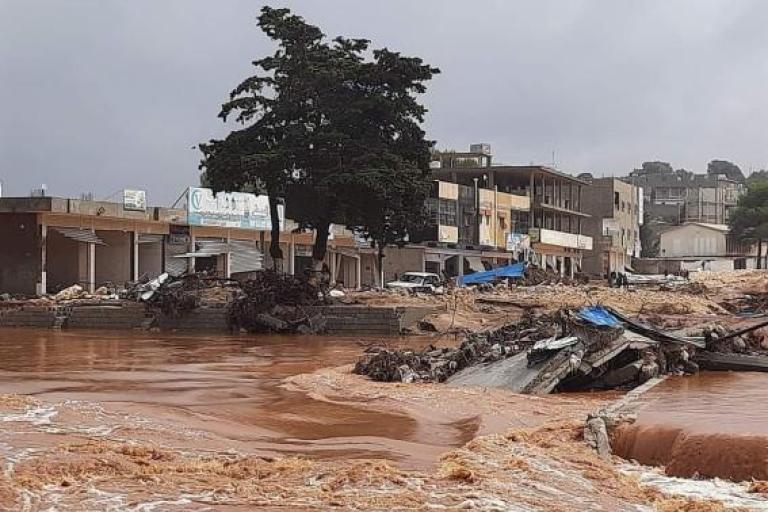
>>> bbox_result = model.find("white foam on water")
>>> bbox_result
[0,442,36,476]
[620,463,768,510]
[81,487,217,512]
[0,406,58,426]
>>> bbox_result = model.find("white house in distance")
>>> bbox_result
[653,222,764,272]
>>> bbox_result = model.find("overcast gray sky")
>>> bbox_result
[2,0,767,204]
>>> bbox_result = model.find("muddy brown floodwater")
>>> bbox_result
[3,328,762,510]
[612,372,768,481]
[0,328,478,471]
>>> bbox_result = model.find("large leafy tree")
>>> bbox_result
[202,6,438,273]
[708,159,745,182]
[728,180,768,268]
[636,161,673,175]
[200,126,289,268]
[747,169,768,185]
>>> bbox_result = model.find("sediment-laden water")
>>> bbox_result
[612,372,768,481]
[0,328,478,470]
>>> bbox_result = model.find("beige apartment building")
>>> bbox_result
[580,177,642,277]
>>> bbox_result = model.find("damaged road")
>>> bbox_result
[354,303,768,395]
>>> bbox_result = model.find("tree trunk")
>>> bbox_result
[268,195,283,271]
[376,240,385,288]
[312,221,330,267]
[757,239,763,270]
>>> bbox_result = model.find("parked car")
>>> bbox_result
[386,272,444,294]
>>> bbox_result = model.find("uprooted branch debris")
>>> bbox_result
[141,273,238,317]
[137,270,327,334]
[228,270,325,333]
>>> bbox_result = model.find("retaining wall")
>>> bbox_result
[0,302,436,336]
[156,304,230,332]
[0,305,59,328]
[66,303,150,329]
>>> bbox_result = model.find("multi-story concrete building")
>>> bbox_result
[625,167,743,225]
[580,177,642,277]
[433,164,592,277]
[404,180,530,280]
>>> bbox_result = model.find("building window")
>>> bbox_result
[614,192,620,208]
[510,210,529,234]
[438,199,457,226]
[425,198,439,225]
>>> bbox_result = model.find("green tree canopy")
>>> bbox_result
[728,180,768,268]
[637,161,673,175]
[200,6,438,273]
[708,159,745,182]
[747,169,768,185]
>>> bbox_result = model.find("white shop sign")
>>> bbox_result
[187,187,284,230]
[123,189,147,211]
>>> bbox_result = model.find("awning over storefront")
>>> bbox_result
[174,240,263,273]
[52,227,105,245]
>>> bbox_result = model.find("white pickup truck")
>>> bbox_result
[385,272,444,294]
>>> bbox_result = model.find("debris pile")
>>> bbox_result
[354,311,559,383]
[354,305,714,393]
[229,270,325,333]
[518,266,570,286]
[141,273,238,317]
[719,292,768,316]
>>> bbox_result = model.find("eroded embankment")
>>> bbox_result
[610,372,768,482]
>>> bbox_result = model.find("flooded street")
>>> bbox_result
[0,328,474,470]
[612,372,768,481]
[1,328,765,510]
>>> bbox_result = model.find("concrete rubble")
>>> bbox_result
[354,298,768,393]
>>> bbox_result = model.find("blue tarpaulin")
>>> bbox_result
[459,262,526,286]
[576,305,620,327]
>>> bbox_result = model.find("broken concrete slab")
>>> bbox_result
[447,352,541,392]
[584,416,611,459]
[579,337,630,373]
[521,349,576,394]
